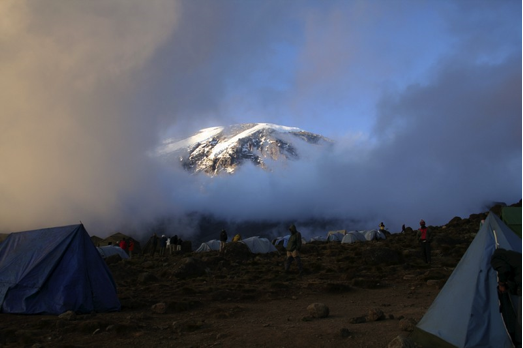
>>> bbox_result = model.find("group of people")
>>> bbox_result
[116,238,135,258]
[143,233,183,257]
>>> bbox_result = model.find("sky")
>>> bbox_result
[0,0,521,239]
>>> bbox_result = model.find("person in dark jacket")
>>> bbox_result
[417,219,432,264]
[219,230,228,254]
[491,248,521,348]
[285,224,303,274]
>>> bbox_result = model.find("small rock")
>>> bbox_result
[92,328,101,335]
[307,303,329,318]
[151,302,167,314]
[366,308,385,321]
[399,318,417,332]
[387,335,416,348]
[58,311,76,321]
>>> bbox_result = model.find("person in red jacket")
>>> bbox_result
[417,220,432,264]
[119,238,128,255]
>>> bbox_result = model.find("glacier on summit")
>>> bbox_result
[155,123,332,175]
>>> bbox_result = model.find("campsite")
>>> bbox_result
[0,202,520,348]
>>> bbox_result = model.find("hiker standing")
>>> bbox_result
[401,224,406,233]
[128,238,135,259]
[170,235,178,254]
[285,224,303,274]
[150,233,158,257]
[219,230,228,253]
[119,238,128,255]
[379,222,385,232]
[491,248,522,347]
[417,219,432,264]
[159,235,167,256]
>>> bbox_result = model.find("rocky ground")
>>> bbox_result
[0,208,507,348]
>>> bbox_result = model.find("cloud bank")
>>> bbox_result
[0,1,520,240]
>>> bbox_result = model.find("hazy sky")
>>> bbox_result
[1,1,521,237]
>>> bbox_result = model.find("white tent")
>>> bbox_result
[359,230,386,241]
[241,237,277,254]
[327,233,345,242]
[96,245,129,259]
[194,239,221,253]
[410,213,521,348]
[310,236,327,242]
[341,231,366,244]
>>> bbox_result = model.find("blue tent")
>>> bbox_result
[410,213,521,348]
[0,224,120,314]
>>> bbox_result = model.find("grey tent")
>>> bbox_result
[241,237,277,254]
[410,213,521,348]
[341,231,366,244]
[195,240,221,253]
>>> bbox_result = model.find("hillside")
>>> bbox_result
[0,203,519,348]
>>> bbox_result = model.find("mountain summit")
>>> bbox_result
[155,123,331,175]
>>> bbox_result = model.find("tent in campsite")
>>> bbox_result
[327,233,345,242]
[272,235,290,247]
[195,239,221,253]
[410,213,521,348]
[501,206,522,237]
[360,230,386,241]
[310,235,327,242]
[0,224,121,314]
[97,245,129,259]
[341,231,366,244]
[241,237,277,254]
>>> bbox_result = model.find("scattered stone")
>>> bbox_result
[366,308,385,321]
[307,303,329,318]
[58,311,76,321]
[387,335,416,348]
[92,328,101,335]
[399,318,417,332]
[151,302,167,314]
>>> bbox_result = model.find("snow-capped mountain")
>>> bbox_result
[155,123,332,175]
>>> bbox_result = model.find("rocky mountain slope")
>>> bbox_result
[155,123,332,175]
[1,202,519,347]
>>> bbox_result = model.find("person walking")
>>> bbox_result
[285,224,303,274]
[417,219,432,264]
[219,230,228,254]
[491,248,522,348]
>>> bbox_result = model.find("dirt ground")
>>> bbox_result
[0,212,487,348]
